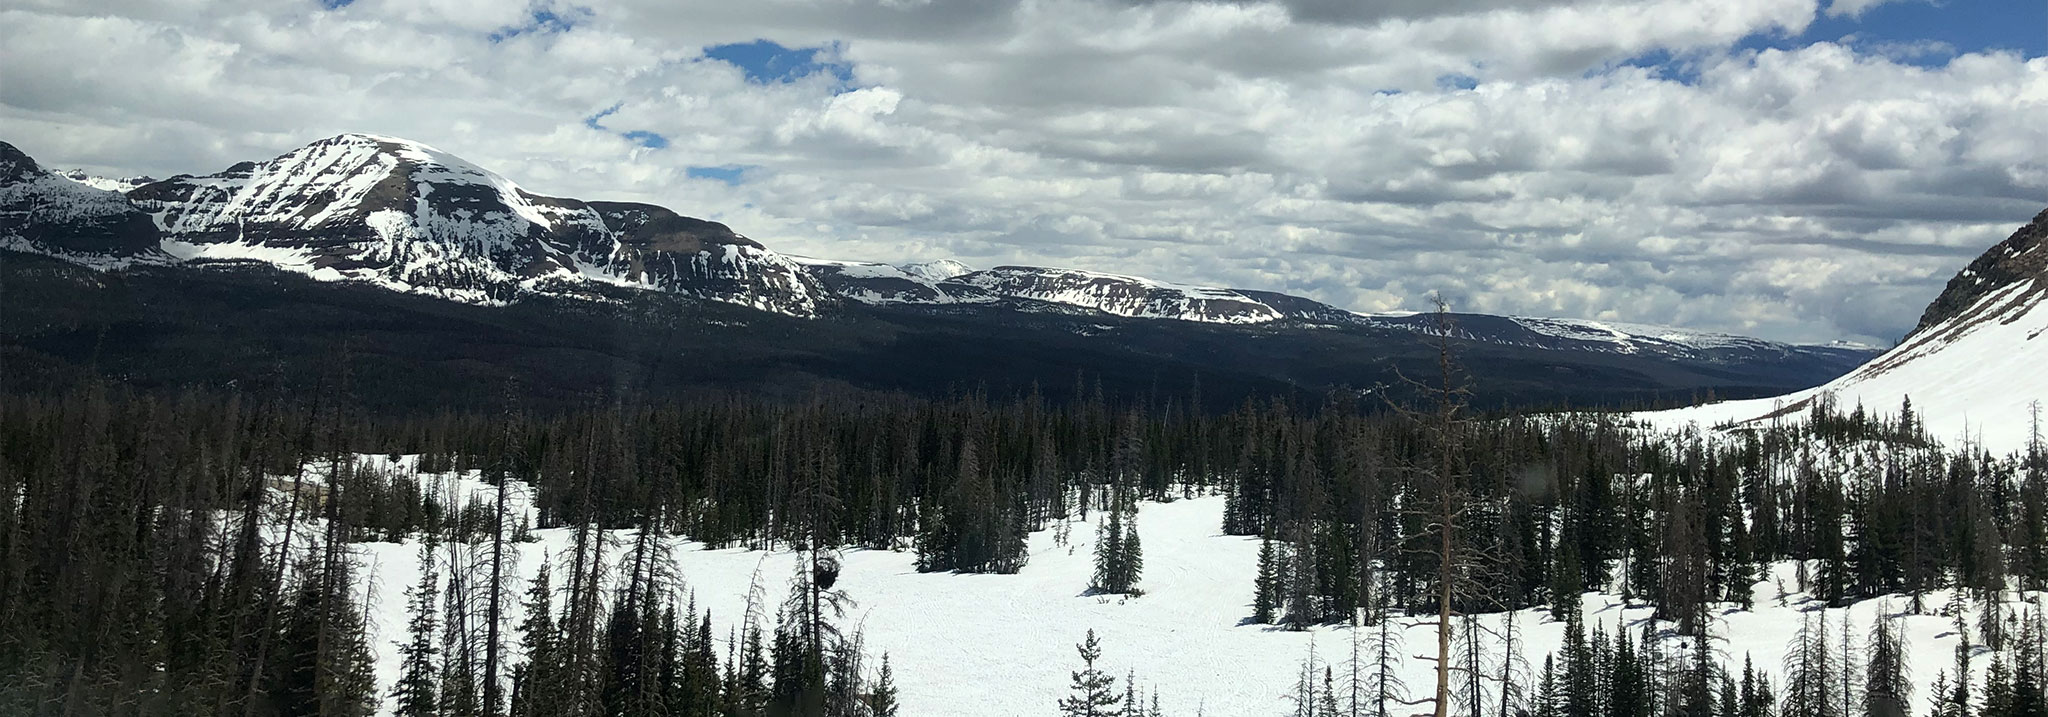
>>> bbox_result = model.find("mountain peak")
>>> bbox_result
[1909,208,2048,339]
[900,259,973,282]
[0,141,43,183]
[0,141,161,258]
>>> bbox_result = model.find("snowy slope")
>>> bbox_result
[1640,210,2048,454]
[132,133,824,313]
[57,169,157,194]
[949,266,1287,324]
[0,141,162,260]
[794,256,995,305]
[339,456,1997,717]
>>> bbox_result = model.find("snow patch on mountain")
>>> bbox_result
[951,266,1285,324]
[1513,316,1807,353]
[57,170,156,194]
[899,258,972,283]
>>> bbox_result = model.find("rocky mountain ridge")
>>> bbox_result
[2,134,1877,388]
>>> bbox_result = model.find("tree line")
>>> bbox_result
[7,351,2048,715]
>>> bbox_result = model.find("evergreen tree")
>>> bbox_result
[868,654,899,717]
[1059,630,1121,717]
[1862,612,1910,717]
[511,560,557,717]
[1255,535,1284,624]
[395,543,443,717]
[1783,609,1838,717]
[1982,653,2013,717]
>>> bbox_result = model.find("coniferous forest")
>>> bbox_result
[7,351,2048,716]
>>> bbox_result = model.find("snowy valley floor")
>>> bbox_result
[352,459,2002,716]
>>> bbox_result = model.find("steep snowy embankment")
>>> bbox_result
[1638,209,2048,455]
[1637,278,2048,454]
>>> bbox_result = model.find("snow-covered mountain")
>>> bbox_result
[0,141,163,260]
[1640,209,2048,453]
[2,133,1876,389]
[128,133,824,313]
[57,169,157,194]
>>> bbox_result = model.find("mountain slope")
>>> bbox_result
[1640,209,2048,452]
[0,141,162,260]
[133,133,824,313]
[1,133,1880,410]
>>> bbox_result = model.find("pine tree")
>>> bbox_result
[868,654,899,717]
[2013,613,2046,717]
[510,560,556,717]
[1092,485,1142,595]
[1862,612,1910,717]
[1319,666,1342,717]
[1534,655,1561,717]
[395,543,443,717]
[1255,535,1284,624]
[1982,653,2013,717]
[1058,630,1120,717]
[1782,609,1838,717]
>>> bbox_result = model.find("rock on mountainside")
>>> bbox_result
[1640,210,2048,453]
[1911,208,2048,336]
[0,141,162,259]
[130,133,824,313]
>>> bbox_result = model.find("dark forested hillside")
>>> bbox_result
[0,250,1871,416]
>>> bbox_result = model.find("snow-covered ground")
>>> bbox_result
[337,457,2011,717]
[1637,278,2048,456]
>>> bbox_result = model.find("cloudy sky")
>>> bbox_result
[5,0,2045,344]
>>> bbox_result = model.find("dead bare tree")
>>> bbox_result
[1389,296,1513,717]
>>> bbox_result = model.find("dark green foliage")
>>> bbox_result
[394,543,442,717]
[1059,629,1120,717]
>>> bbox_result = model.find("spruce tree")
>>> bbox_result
[1058,630,1120,717]
[1863,612,1910,717]
[868,654,899,717]
[395,543,443,717]
[1255,536,1283,624]
[511,560,556,717]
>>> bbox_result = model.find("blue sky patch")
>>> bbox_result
[318,0,354,8]
[1785,0,2044,61]
[583,103,668,150]
[704,40,855,88]
[490,5,588,43]
[1435,74,1480,91]
[583,103,621,130]
[687,165,752,186]
[1600,1,2042,85]
[622,130,669,149]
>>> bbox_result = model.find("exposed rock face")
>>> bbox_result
[0,141,161,258]
[1910,209,2048,340]
[130,133,822,313]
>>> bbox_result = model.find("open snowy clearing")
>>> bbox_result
[341,457,2008,717]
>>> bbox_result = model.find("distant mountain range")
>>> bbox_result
[1,134,1881,411]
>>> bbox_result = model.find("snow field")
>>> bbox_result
[336,456,2014,717]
